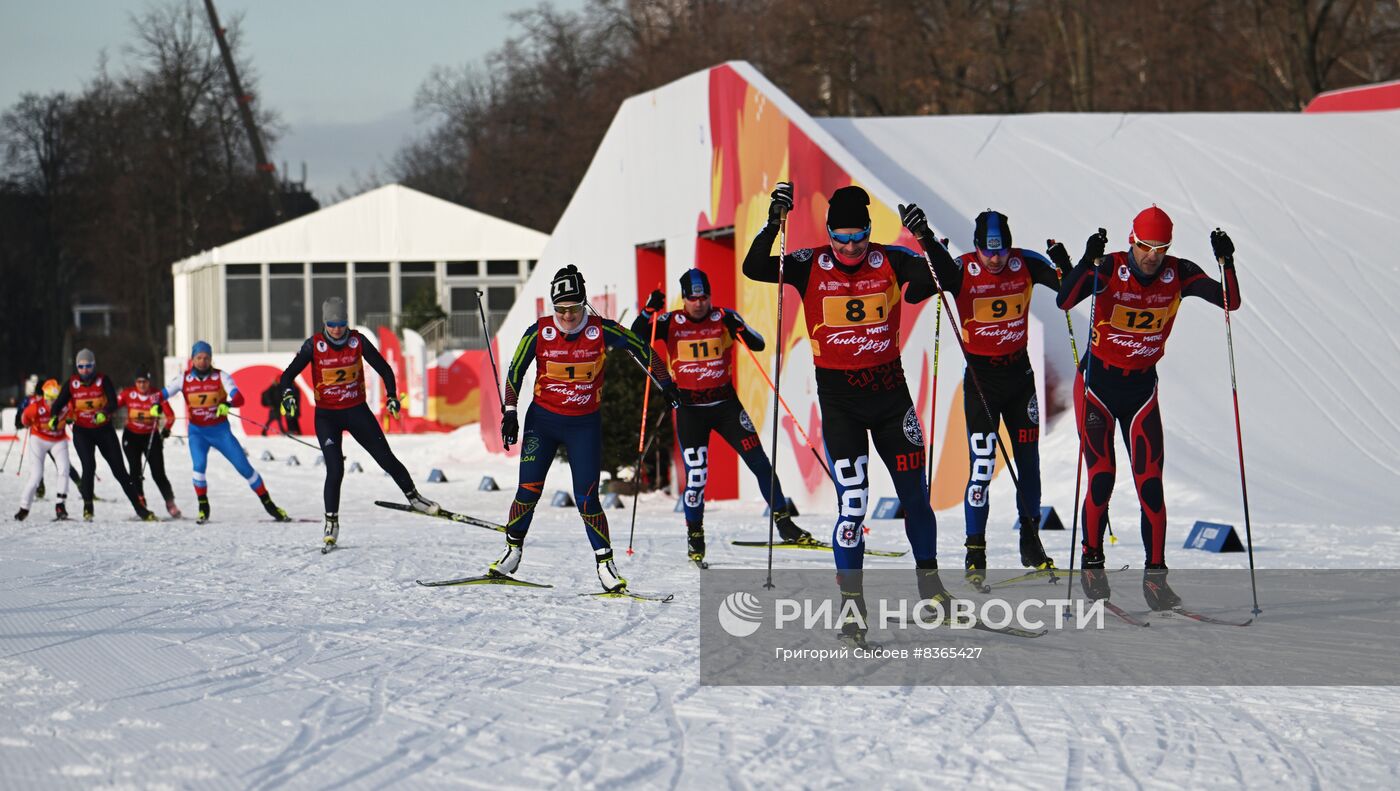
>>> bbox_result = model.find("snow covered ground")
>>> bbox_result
[3,427,1399,789]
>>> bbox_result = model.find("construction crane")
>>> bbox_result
[202,0,281,223]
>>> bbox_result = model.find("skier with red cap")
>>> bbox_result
[1056,206,1241,609]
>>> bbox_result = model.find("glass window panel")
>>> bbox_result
[400,274,436,307]
[269,263,302,275]
[355,262,389,274]
[486,260,518,276]
[401,261,434,274]
[269,276,306,339]
[450,287,479,312]
[227,263,260,276]
[356,274,390,316]
[312,262,346,274]
[486,286,514,310]
[446,261,478,276]
[226,276,262,340]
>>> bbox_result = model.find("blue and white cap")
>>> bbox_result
[679,268,710,299]
[974,210,1012,252]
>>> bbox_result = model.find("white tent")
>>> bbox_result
[498,61,1400,530]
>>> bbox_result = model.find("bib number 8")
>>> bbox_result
[822,293,889,327]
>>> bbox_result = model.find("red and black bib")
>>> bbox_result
[67,374,109,429]
[1089,252,1185,370]
[533,315,608,416]
[663,310,734,393]
[954,250,1034,356]
[120,387,163,434]
[800,243,902,370]
[310,331,368,409]
[181,370,229,427]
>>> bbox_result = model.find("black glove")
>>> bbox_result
[280,388,298,418]
[501,409,519,449]
[386,396,402,419]
[160,426,171,440]
[767,182,793,225]
[1210,228,1235,266]
[898,203,931,240]
[1082,227,1108,264]
[721,309,744,335]
[1046,240,1072,275]
[661,381,683,409]
[645,289,665,313]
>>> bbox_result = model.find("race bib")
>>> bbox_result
[544,359,602,382]
[971,292,1028,323]
[821,293,890,327]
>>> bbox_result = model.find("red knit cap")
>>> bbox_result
[1131,205,1173,245]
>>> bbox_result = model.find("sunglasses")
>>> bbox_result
[77,363,94,370]
[828,226,871,244]
[978,246,1007,258]
[325,321,348,328]
[554,304,584,315]
[683,294,709,301]
[1133,238,1170,254]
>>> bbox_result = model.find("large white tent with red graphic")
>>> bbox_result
[494,60,1400,530]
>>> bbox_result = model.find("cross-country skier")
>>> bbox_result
[277,297,441,550]
[48,350,156,521]
[15,379,71,521]
[119,371,180,518]
[743,184,953,643]
[491,265,681,592]
[159,341,290,524]
[631,268,813,566]
[1057,207,1241,609]
[17,375,83,500]
[901,207,1065,587]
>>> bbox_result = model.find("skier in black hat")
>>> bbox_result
[490,265,681,592]
[743,183,955,644]
[633,268,813,567]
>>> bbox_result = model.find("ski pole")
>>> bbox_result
[13,428,29,477]
[1066,232,1106,575]
[229,411,322,453]
[910,232,1024,500]
[737,339,834,485]
[475,290,507,413]
[1216,247,1260,615]
[1,430,17,472]
[764,210,790,590]
[626,282,664,556]
[927,284,943,490]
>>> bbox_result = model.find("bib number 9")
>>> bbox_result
[971,292,1028,323]
[822,293,890,327]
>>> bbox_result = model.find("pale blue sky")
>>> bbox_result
[1,0,585,198]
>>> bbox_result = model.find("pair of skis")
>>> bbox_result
[1103,601,1253,628]
[380,503,672,601]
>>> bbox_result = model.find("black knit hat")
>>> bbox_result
[974,210,1012,252]
[678,268,710,298]
[550,265,586,305]
[826,186,871,230]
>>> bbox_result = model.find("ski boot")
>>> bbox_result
[489,535,524,577]
[195,496,211,525]
[774,508,815,545]
[406,488,440,516]
[1143,564,1182,611]
[165,498,182,519]
[83,500,95,522]
[1019,516,1056,571]
[1080,547,1110,601]
[260,493,291,522]
[964,535,987,590]
[322,513,339,553]
[596,552,627,593]
[686,521,707,568]
[917,559,962,623]
[137,507,159,522]
[837,571,873,646]
[55,498,68,521]
[14,508,28,522]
